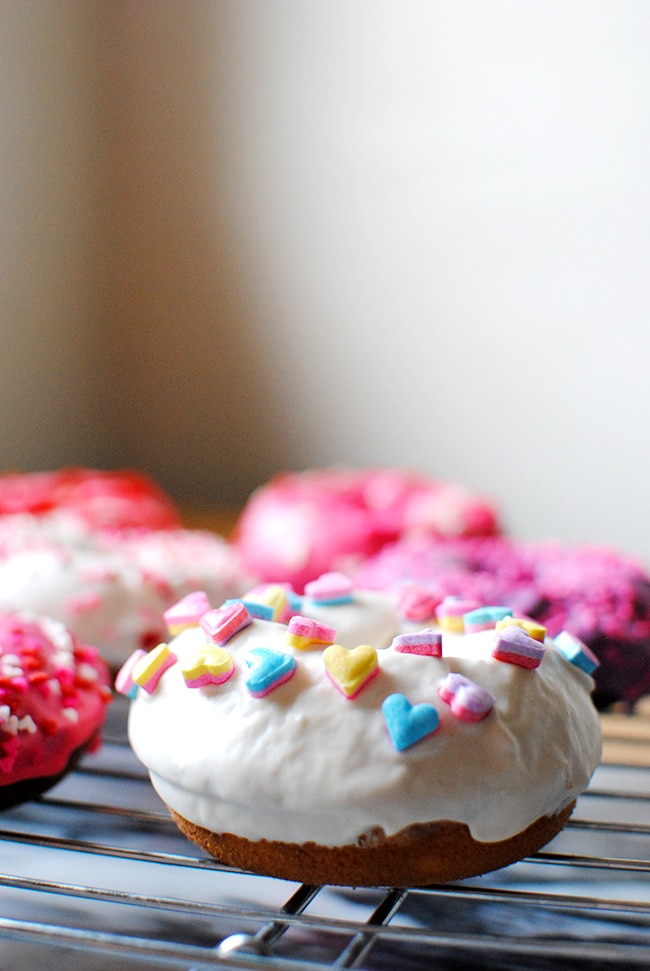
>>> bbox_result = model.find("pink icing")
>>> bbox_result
[234,468,500,592]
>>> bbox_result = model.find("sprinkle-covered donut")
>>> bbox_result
[233,467,500,591]
[0,529,250,670]
[0,467,181,530]
[0,613,112,808]
[354,535,650,708]
[122,578,601,887]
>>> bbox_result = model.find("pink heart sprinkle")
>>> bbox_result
[304,572,354,603]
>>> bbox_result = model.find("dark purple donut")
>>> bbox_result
[354,535,650,709]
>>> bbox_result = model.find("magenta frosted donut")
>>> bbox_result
[354,535,650,707]
[234,468,500,591]
[0,613,112,807]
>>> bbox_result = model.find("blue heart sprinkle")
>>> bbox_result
[382,693,440,752]
[244,647,296,696]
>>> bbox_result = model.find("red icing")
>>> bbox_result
[0,615,112,787]
[0,468,180,530]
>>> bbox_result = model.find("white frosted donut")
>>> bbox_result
[0,528,249,669]
[125,582,601,886]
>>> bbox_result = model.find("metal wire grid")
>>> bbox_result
[0,695,648,971]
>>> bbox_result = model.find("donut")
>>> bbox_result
[353,535,650,709]
[0,467,181,530]
[0,528,250,670]
[122,580,601,887]
[0,613,112,809]
[233,467,500,592]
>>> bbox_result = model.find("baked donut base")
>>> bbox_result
[169,801,575,887]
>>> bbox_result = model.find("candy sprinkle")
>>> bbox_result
[391,630,442,657]
[492,626,545,670]
[181,647,235,688]
[438,672,494,722]
[286,616,337,650]
[132,643,177,694]
[323,644,379,699]
[554,630,600,675]
[382,693,440,751]
[244,647,296,697]
[201,602,252,646]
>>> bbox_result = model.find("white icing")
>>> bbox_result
[0,531,248,667]
[300,590,401,649]
[128,592,601,847]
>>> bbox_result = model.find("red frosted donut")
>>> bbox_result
[234,468,500,592]
[0,613,112,808]
[0,468,180,530]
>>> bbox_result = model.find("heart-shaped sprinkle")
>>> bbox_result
[244,647,297,697]
[492,625,545,669]
[286,615,336,650]
[132,643,177,694]
[305,572,354,605]
[382,693,440,751]
[397,584,439,623]
[438,671,471,705]
[462,605,512,633]
[438,672,494,722]
[495,616,547,643]
[163,591,211,635]
[261,585,292,621]
[181,647,235,688]
[200,602,252,646]
[435,596,481,632]
[225,598,273,621]
[115,648,147,698]
[391,629,442,657]
[244,585,293,622]
[322,644,378,699]
[554,630,599,674]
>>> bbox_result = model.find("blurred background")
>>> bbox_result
[1,0,649,560]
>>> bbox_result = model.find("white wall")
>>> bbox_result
[2,1,650,561]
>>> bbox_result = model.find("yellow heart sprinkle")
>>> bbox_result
[495,617,547,643]
[255,585,289,620]
[181,647,234,686]
[322,644,379,699]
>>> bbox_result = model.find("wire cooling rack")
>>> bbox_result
[0,695,648,971]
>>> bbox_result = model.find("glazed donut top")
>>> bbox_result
[124,577,601,848]
[0,614,112,786]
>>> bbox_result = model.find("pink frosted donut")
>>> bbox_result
[234,468,500,592]
[354,535,650,708]
[0,613,112,808]
[0,468,181,531]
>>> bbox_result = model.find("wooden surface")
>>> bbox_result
[601,698,650,766]
[181,505,650,769]
[181,504,241,537]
